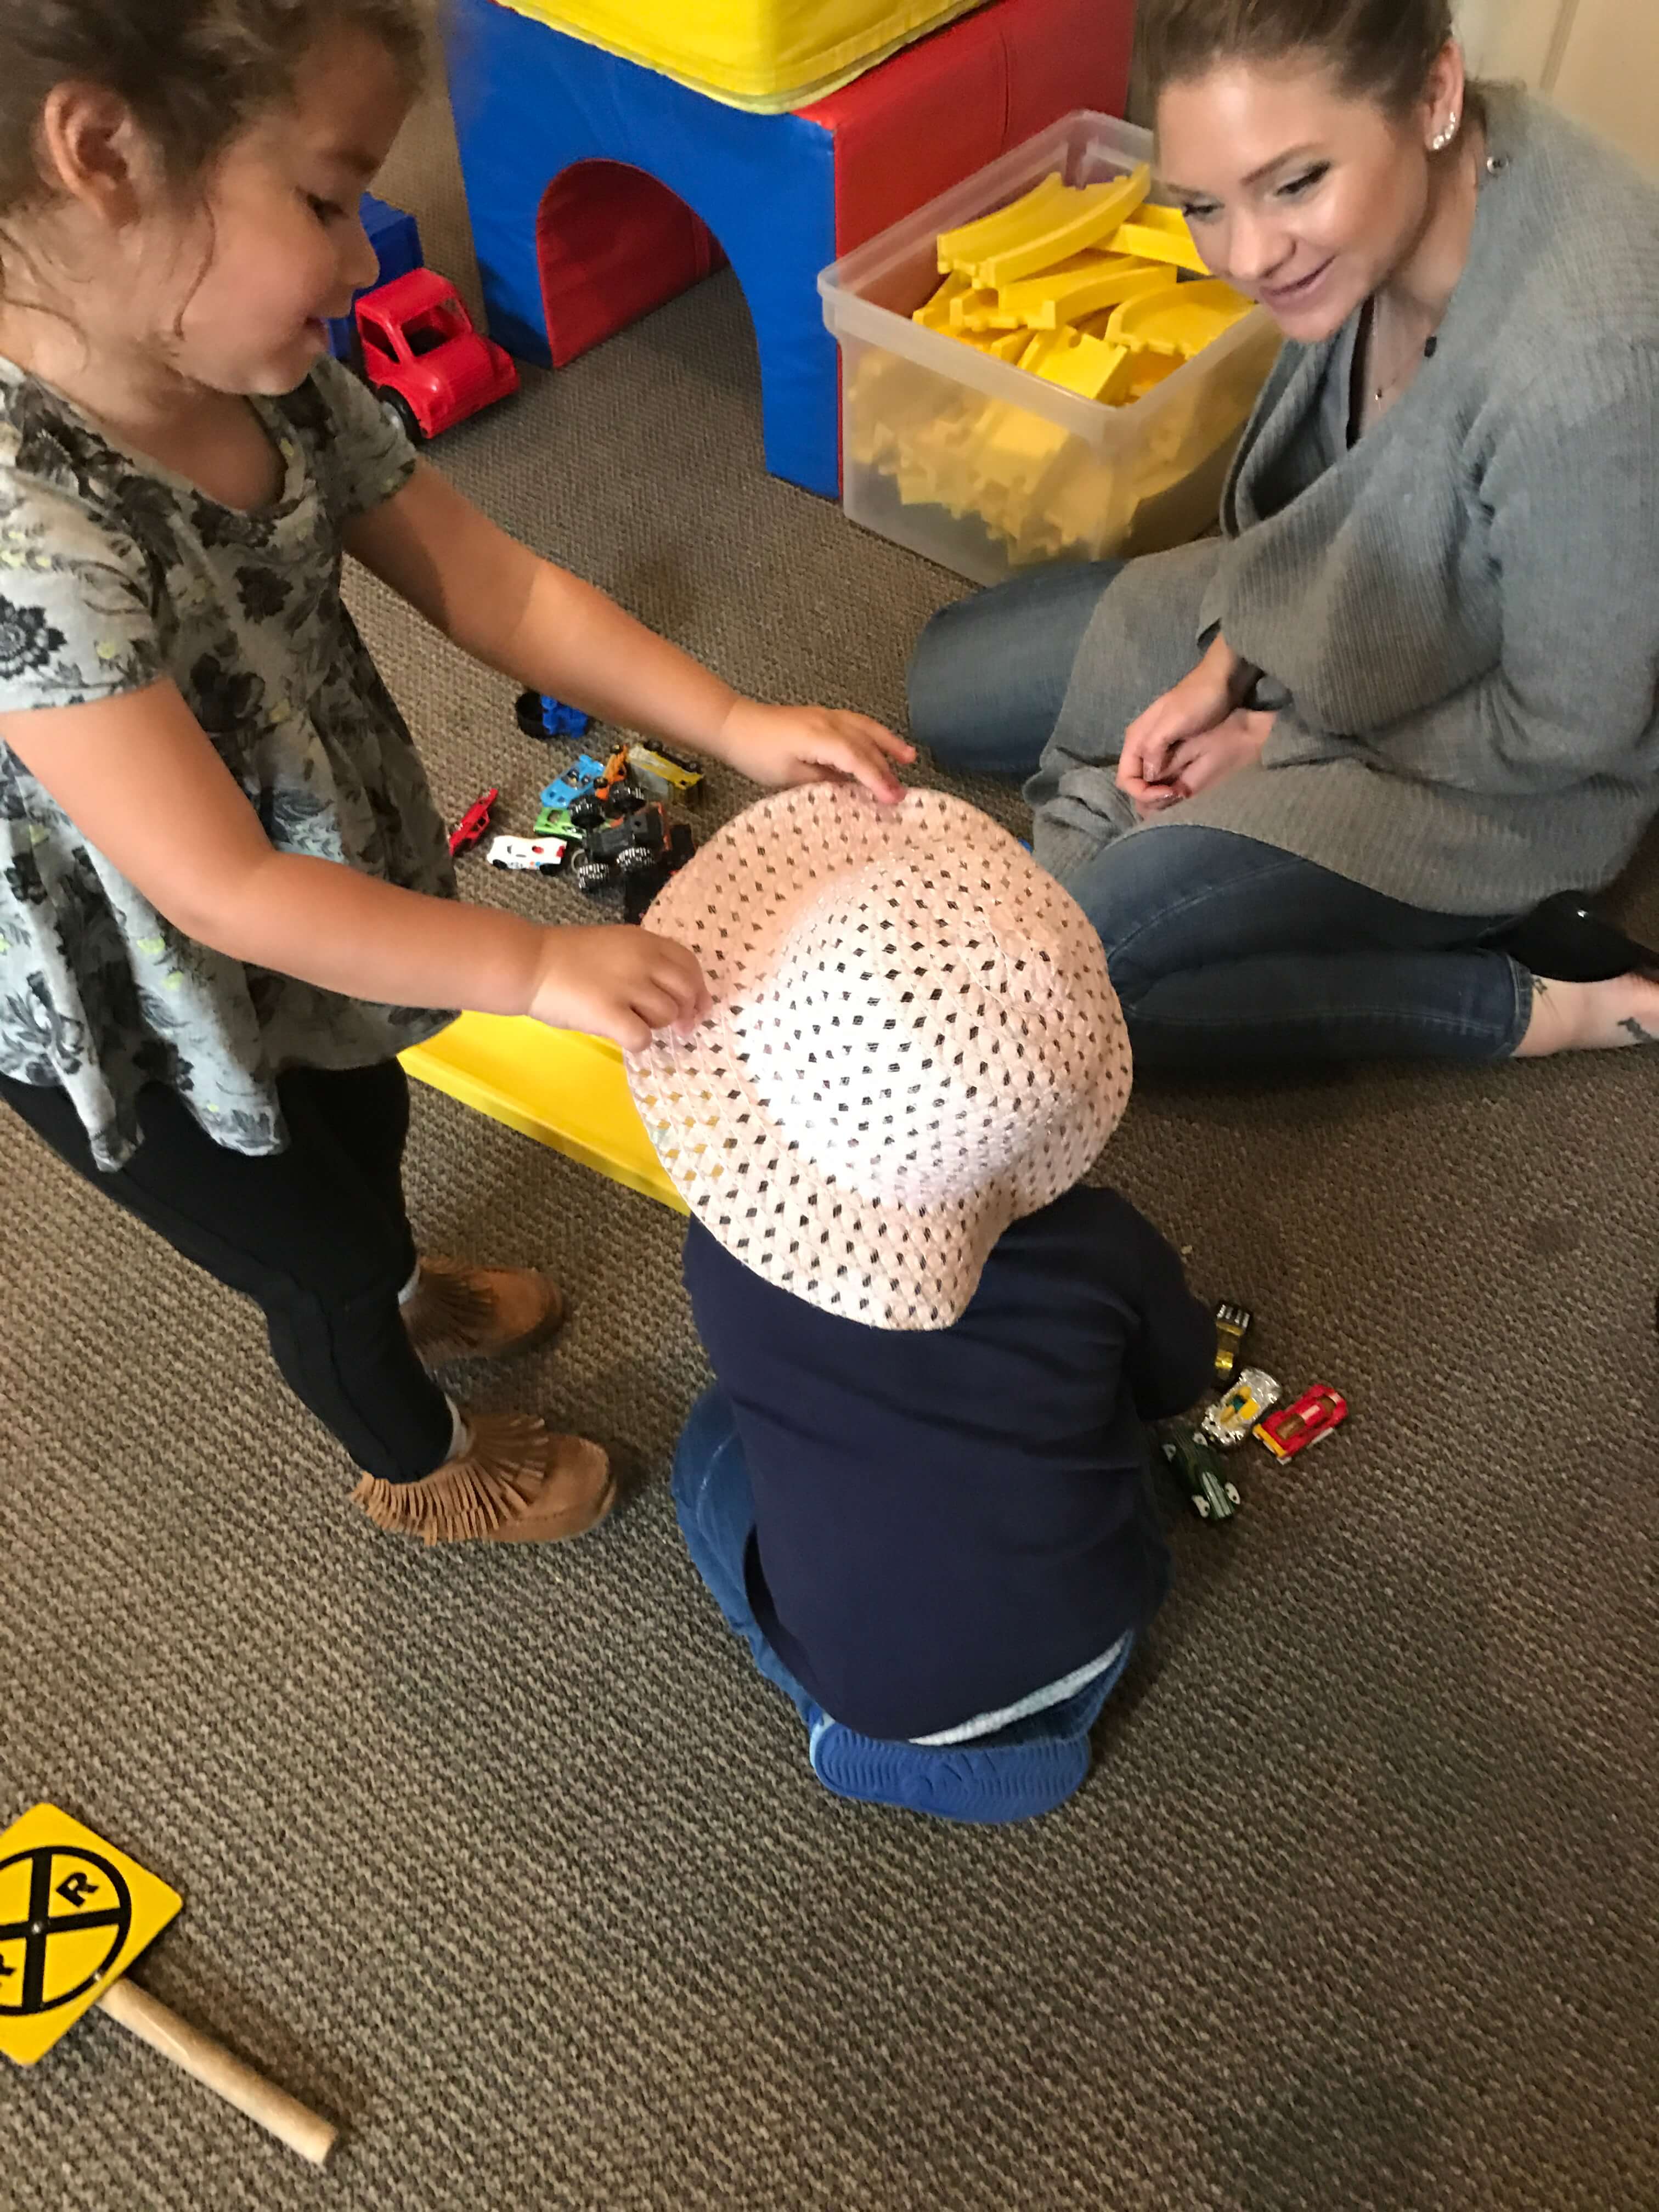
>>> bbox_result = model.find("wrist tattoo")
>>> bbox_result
[1618,1016,1656,1044]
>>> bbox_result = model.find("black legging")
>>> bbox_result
[3,1062,453,1482]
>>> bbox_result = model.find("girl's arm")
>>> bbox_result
[0,684,709,1051]
[343,465,915,798]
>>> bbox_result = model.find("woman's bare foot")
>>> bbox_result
[1514,971,1659,1056]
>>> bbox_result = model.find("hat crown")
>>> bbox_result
[626,785,1132,1331]
[731,859,1069,1211]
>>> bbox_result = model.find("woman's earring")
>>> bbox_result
[1431,111,1460,151]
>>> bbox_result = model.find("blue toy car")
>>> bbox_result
[537,753,609,815]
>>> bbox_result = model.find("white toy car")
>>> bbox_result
[487,833,568,874]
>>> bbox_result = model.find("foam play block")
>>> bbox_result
[445,0,1133,495]
[401,1017,685,1210]
[492,0,988,112]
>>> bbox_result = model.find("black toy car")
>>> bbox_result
[567,779,643,832]
[1160,1429,1242,1522]
[571,803,693,895]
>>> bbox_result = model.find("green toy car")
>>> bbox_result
[1160,1429,1242,1522]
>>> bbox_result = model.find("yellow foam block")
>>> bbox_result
[495,0,985,113]
[401,1015,685,1211]
[1105,276,1254,359]
[973,163,1151,288]
[1111,204,1210,274]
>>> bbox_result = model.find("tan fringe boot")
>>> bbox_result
[351,1412,614,1546]
[402,1255,567,1367]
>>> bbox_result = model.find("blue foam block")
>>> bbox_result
[443,0,839,496]
[326,193,424,359]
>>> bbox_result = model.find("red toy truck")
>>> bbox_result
[354,269,518,441]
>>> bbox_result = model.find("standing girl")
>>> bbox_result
[0,1,910,1545]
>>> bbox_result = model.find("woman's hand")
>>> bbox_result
[1130,708,1276,816]
[527,925,712,1053]
[709,696,914,803]
[1118,635,1255,803]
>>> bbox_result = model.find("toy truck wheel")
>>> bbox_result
[1192,1497,1211,1520]
[515,689,545,740]
[374,387,424,445]
[615,844,659,874]
[572,854,613,893]
[568,793,606,831]
[607,783,644,817]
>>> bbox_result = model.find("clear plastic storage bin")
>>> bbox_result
[818,111,1280,583]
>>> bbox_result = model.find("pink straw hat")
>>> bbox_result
[626,783,1132,1329]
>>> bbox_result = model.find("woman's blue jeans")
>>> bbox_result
[907,563,1531,1071]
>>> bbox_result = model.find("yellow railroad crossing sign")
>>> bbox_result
[0,1803,181,2066]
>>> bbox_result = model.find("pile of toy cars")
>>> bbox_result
[1160,1304,1348,1525]
[483,693,703,921]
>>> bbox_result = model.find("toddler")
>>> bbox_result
[629,786,1216,1823]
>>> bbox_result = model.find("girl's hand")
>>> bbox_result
[710,696,914,803]
[1131,709,1276,817]
[527,925,712,1052]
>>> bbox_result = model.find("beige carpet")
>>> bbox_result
[2,58,1656,2212]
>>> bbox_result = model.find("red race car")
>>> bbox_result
[355,269,518,442]
[1254,1385,1348,1463]
[448,787,499,858]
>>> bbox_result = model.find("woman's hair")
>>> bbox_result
[1137,0,1455,116]
[0,0,426,219]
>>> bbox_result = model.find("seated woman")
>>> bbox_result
[907,0,1659,1073]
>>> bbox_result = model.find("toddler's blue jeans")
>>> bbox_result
[671,1385,1138,1824]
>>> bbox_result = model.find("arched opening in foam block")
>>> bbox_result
[535,161,728,368]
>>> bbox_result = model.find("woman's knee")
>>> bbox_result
[906,561,1122,771]
[1065,827,1276,1004]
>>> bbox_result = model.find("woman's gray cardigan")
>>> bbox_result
[1030,87,1659,917]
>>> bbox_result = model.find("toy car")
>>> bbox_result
[1160,1430,1241,1522]
[356,270,517,442]
[538,753,610,816]
[571,804,693,894]
[448,787,498,857]
[1201,1367,1282,1450]
[626,743,705,802]
[568,748,644,831]
[1214,1301,1252,1386]
[487,833,568,874]
[515,690,591,743]
[1255,1385,1348,1462]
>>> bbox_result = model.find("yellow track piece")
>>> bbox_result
[1034,331,1135,402]
[1104,276,1255,358]
[973,162,1151,288]
[911,269,974,331]
[1110,204,1209,274]
[997,255,1176,330]
[935,171,1069,274]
